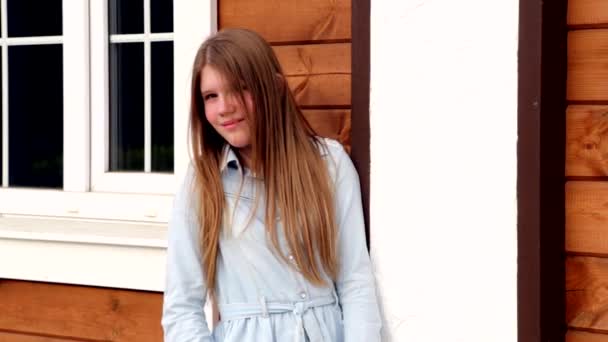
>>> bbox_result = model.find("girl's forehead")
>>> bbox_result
[200,65,230,91]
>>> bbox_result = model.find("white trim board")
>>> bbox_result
[0,217,167,291]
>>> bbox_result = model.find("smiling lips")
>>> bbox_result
[221,118,245,129]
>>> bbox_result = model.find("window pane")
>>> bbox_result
[7,0,62,37]
[151,0,173,33]
[109,43,144,171]
[151,42,173,172]
[109,0,143,35]
[9,45,63,188]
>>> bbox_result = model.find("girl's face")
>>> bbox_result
[200,65,254,151]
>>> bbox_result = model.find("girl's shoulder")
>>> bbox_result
[314,137,352,179]
[315,137,347,159]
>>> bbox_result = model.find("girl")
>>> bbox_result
[162,28,382,342]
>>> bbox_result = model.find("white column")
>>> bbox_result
[370,1,519,341]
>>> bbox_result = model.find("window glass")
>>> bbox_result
[9,45,63,188]
[8,0,62,37]
[109,42,145,171]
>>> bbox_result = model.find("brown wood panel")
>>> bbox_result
[302,110,351,148]
[566,256,608,331]
[274,44,350,77]
[567,30,608,101]
[274,44,351,107]
[0,331,85,342]
[568,0,608,26]
[219,0,351,43]
[566,105,608,176]
[566,181,608,254]
[567,330,608,342]
[287,75,350,107]
[0,280,162,342]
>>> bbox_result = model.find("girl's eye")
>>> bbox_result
[203,93,216,101]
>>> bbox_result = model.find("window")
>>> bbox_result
[0,0,217,222]
[92,0,178,194]
[1,0,64,189]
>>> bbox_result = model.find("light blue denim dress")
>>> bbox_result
[162,138,382,342]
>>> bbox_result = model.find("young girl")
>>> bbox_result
[162,28,382,342]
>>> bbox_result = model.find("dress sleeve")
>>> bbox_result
[162,165,215,342]
[333,145,383,342]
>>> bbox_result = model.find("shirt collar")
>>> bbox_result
[220,144,241,173]
[219,138,330,173]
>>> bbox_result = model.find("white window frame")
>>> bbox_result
[0,0,217,295]
[91,0,178,195]
[0,0,216,221]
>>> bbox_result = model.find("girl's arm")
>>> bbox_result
[333,144,383,341]
[162,165,214,342]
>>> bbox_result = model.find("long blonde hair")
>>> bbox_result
[189,28,337,292]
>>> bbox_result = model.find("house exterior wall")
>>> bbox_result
[369,1,519,341]
[566,1,608,340]
[1,1,522,341]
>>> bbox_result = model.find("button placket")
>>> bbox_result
[286,251,309,303]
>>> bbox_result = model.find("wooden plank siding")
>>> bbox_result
[302,110,351,147]
[275,43,351,109]
[0,331,84,342]
[567,330,608,342]
[567,182,608,255]
[0,280,163,342]
[566,106,608,177]
[567,0,608,340]
[569,0,608,27]
[567,30,608,102]
[219,0,351,44]
[567,256,608,331]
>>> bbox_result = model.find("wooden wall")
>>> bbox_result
[566,1,608,341]
[0,280,163,341]
[220,0,353,149]
[1,2,353,341]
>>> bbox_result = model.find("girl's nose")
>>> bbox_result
[219,94,236,115]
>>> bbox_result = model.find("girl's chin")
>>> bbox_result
[226,139,251,149]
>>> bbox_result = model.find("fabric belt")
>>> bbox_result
[218,294,338,342]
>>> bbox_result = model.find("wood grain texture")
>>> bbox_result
[567,256,608,330]
[274,44,350,77]
[219,0,351,43]
[566,181,608,254]
[567,330,608,342]
[287,75,350,107]
[568,30,608,101]
[0,280,162,342]
[566,106,608,176]
[302,109,351,148]
[568,0,608,26]
[0,331,84,342]
[274,44,351,107]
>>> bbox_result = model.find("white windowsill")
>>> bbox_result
[0,216,167,248]
[0,216,168,291]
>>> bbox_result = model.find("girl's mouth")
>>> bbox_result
[222,119,244,129]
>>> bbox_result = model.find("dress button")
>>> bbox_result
[299,291,307,299]
[288,254,294,261]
